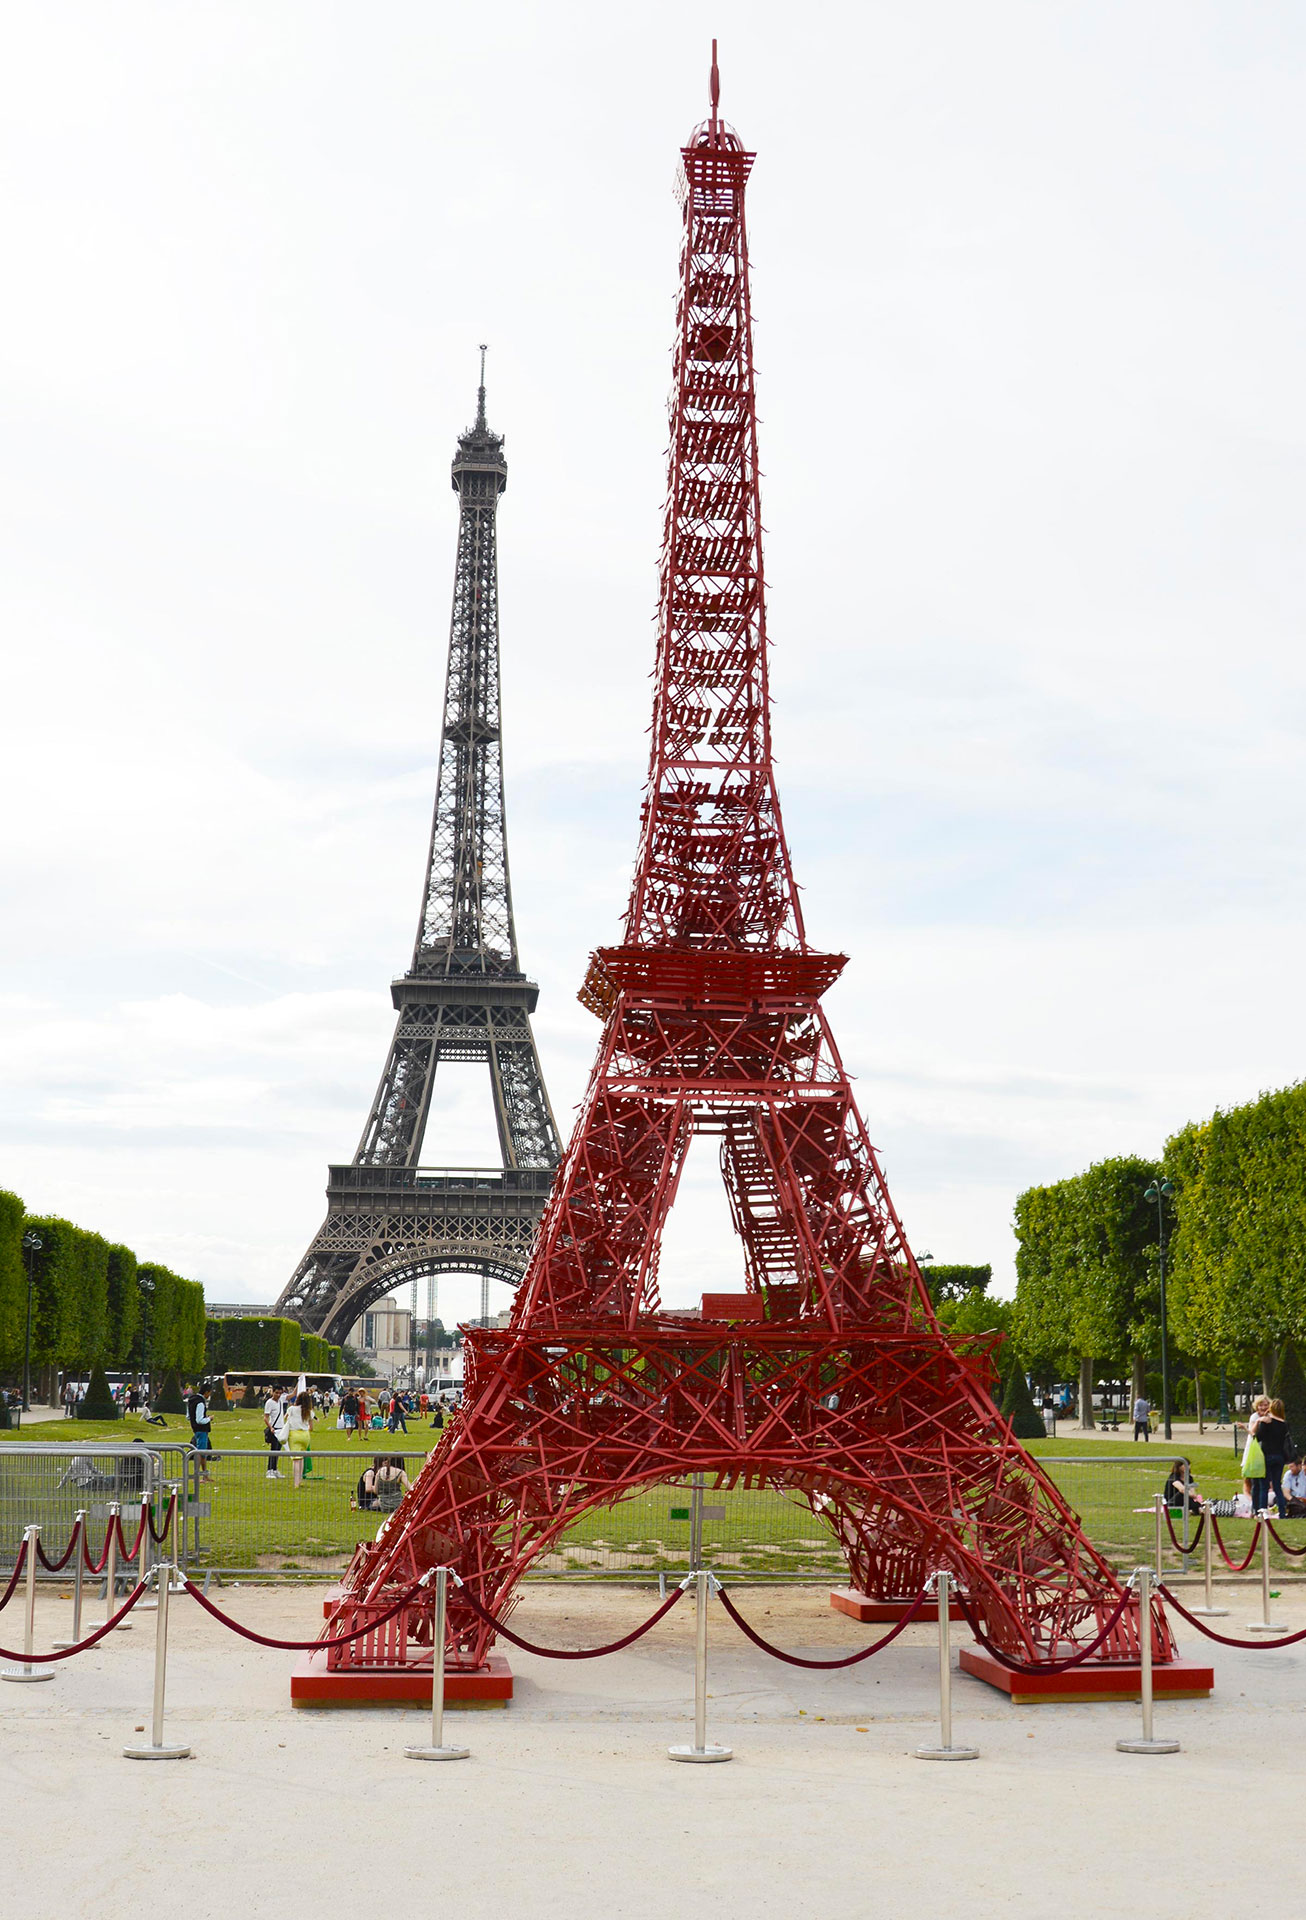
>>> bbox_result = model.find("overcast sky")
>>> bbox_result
[2,3,1304,1329]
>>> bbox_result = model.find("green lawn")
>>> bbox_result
[3,1410,1291,1581]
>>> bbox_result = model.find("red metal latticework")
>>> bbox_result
[314,56,1172,1687]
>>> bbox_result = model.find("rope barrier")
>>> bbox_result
[1158,1582,1306,1649]
[182,1576,432,1652]
[82,1524,115,1576]
[33,1527,82,1574]
[956,1585,1136,1676]
[1211,1515,1262,1573]
[716,1582,929,1667]
[1163,1507,1204,1553]
[1263,1518,1306,1558]
[115,1506,150,1565]
[456,1581,685,1658]
[0,1539,28,1613]
[0,1579,149,1663]
[147,1493,176,1546]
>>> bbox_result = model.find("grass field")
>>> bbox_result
[2,1410,1290,1579]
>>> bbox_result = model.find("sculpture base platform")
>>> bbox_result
[960,1646,1213,1705]
[830,1588,961,1623]
[291,1651,512,1708]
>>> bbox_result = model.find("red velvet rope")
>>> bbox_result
[1159,1582,1306,1649]
[957,1585,1135,1676]
[1163,1507,1204,1553]
[82,1524,115,1576]
[716,1583,928,1668]
[1211,1514,1262,1573]
[0,1579,149,1663]
[182,1576,430,1652]
[456,1581,685,1658]
[1263,1519,1306,1558]
[113,1507,148,1564]
[34,1520,83,1574]
[147,1493,177,1546]
[0,1539,28,1612]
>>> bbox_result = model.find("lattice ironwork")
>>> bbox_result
[317,55,1171,1681]
[276,361,561,1342]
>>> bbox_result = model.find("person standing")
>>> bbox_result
[341,1388,359,1438]
[1256,1398,1291,1519]
[187,1382,214,1480]
[1132,1393,1150,1442]
[285,1391,313,1488]
[264,1387,287,1479]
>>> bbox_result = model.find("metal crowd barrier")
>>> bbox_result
[0,1445,192,1581]
[2,1444,1300,1584]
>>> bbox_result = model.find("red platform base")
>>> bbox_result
[290,1651,513,1708]
[830,1588,962,1623]
[959,1645,1213,1705]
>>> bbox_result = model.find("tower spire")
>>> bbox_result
[476,343,488,432]
[709,37,720,142]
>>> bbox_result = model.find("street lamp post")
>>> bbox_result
[1144,1179,1176,1441]
[20,1232,42,1413]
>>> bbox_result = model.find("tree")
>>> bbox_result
[105,1245,140,1364]
[0,1190,24,1370]
[1271,1340,1306,1457]
[1000,1351,1046,1441]
[924,1265,992,1307]
[1166,1084,1306,1385]
[1013,1158,1164,1427]
[77,1364,119,1420]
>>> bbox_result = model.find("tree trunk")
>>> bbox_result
[1079,1355,1096,1430]
[1263,1345,1278,1396]
[1194,1367,1204,1434]
[1131,1355,1147,1404]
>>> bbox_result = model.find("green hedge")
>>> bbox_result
[205,1316,302,1374]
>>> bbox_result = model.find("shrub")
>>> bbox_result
[77,1364,119,1420]
[1001,1353,1046,1441]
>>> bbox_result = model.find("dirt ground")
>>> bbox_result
[2,1578,1302,1918]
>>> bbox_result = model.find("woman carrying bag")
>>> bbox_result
[1241,1424,1268,1515]
[285,1391,314,1488]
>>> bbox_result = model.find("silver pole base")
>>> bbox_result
[0,1667,56,1683]
[1247,1620,1287,1633]
[668,1744,732,1763]
[915,1744,979,1761]
[404,1744,470,1762]
[1187,1606,1229,1618]
[1116,1738,1180,1754]
[123,1743,191,1760]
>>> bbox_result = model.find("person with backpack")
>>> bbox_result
[185,1382,214,1480]
[264,1387,287,1479]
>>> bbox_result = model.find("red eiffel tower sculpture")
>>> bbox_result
[299,51,1199,1707]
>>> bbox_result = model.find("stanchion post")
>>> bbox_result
[669,1569,731,1763]
[136,1488,158,1614]
[1190,1509,1228,1618]
[54,1513,88,1650]
[915,1572,978,1761]
[1,1526,56,1683]
[1247,1521,1286,1632]
[1116,1567,1178,1755]
[123,1557,189,1759]
[405,1568,469,1762]
[1154,1492,1165,1579]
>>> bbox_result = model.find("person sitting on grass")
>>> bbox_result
[1163,1458,1205,1511]
[1284,1456,1306,1518]
[372,1456,411,1512]
[354,1456,387,1511]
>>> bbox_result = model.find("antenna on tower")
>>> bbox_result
[709,39,720,140]
[476,344,488,430]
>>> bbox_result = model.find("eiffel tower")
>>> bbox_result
[299,54,1197,1706]
[275,358,561,1344]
